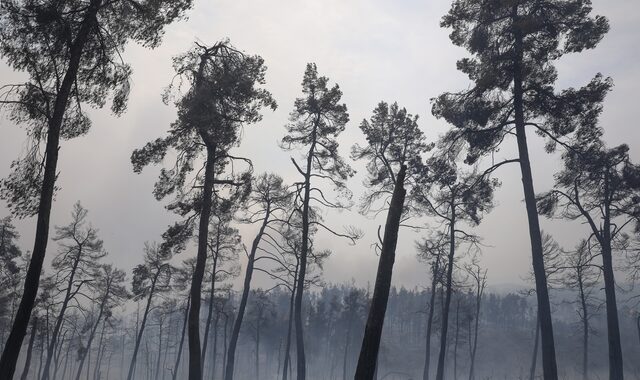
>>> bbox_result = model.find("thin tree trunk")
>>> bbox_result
[76,281,111,380]
[127,272,160,380]
[423,258,440,380]
[225,206,271,380]
[20,317,38,380]
[355,165,407,380]
[211,314,219,380]
[342,318,352,380]
[529,313,540,380]
[173,296,190,380]
[0,1,102,377]
[202,254,218,374]
[255,320,260,380]
[468,282,482,380]
[43,254,82,380]
[453,299,460,380]
[93,318,106,380]
[578,277,589,380]
[156,320,164,379]
[294,123,318,380]
[283,280,297,380]
[512,8,558,379]
[435,195,456,380]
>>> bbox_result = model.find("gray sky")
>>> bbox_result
[1,0,638,291]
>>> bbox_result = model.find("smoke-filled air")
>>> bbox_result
[1,1,640,379]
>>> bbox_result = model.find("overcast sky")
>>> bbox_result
[1,0,638,291]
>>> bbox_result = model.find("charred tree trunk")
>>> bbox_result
[173,296,190,380]
[188,145,217,380]
[601,241,623,379]
[423,257,440,380]
[355,165,407,380]
[282,278,297,380]
[225,204,271,380]
[127,271,160,380]
[0,2,102,377]
[601,171,624,380]
[202,252,219,374]
[468,283,482,380]
[529,313,540,380]
[42,252,83,380]
[20,317,38,380]
[76,280,111,380]
[435,197,456,380]
[578,276,589,380]
[453,299,460,380]
[512,9,558,379]
[294,124,318,380]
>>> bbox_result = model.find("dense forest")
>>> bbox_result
[0,1,639,380]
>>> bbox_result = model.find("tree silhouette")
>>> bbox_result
[225,173,291,380]
[0,2,191,374]
[127,243,172,380]
[41,202,106,380]
[538,140,640,378]
[281,62,356,380]
[433,1,611,377]
[351,101,430,379]
[131,40,276,380]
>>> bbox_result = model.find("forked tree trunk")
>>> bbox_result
[0,2,102,377]
[76,280,112,380]
[225,204,271,380]
[512,9,558,379]
[355,165,407,380]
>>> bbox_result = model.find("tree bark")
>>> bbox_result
[224,203,271,380]
[355,165,407,380]
[512,8,558,379]
[578,275,589,380]
[0,2,102,378]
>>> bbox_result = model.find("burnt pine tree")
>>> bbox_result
[0,2,191,375]
[562,240,600,380]
[351,101,430,379]
[202,207,241,375]
[74,264,128,380]
[415,156,496,380]
[41,202,106,380]
[225,173,291,380]
[131,41,276,380]
[433,1,611,377]
[538,140,640,378]
[127,243,172,380]
[416,233,448,380]
[281,63,356,380]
